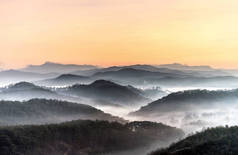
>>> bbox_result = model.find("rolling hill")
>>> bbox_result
[0,120,184,155]
[157,63,230,77]
[0,99,125,125]
[93,68,185,79]
[36,74,92,86]
[151,126,238,155]
[131,89,238,115]
[0,70,56,86]
[0,82,76,101]
[92,68,188,87]
[91,68,238,88]
[58,80,150,107]
[71,64,187,76]
[130,89,238,133]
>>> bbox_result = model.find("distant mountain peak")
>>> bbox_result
[8,82,38,90]
[3,69,20,73]
[117,68,147,73]
[56,74,86,79]
[158,63,213,71]
[90,80,118,87]
[44,61,56,65]
[22,62,99,74]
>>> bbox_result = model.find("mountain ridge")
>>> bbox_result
[21,61,99,74]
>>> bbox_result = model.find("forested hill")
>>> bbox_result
[0,120,184,155]
[0,99,125,125]
[151,126,238,155]
[131,89,238,115]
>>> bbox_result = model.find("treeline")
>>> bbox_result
[151,126,238,155]
[0,120,184,155]
[0,99,125,125]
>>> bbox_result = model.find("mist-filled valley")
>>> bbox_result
[1,62,238,155]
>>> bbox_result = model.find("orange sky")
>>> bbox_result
[1,0,238,69]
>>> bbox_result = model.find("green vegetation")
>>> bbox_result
[0,120,184,155]
[151,126,238,155]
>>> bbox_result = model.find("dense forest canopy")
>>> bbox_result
[151,126,238,155]
[0,120,184,155]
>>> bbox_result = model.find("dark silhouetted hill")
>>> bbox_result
[151,126,238,155]
[0,120,184,155]
[36,74,92,86]
[59,80,150,107]
[0,99,125,125]
[131,89,238,116]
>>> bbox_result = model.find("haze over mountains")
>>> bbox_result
[131,89,238,133]
[1,61,238,154]
[157,63,214,71]
[21,61,99,74]
[0,99,125,126]
[1,62,238,88]
[58,80,150,107]
[0,80,150,108]
[132,89,238,114]
[0,82,81,102]
[0,70,57,86]
[91,68,238,89]
[37,74,92,86]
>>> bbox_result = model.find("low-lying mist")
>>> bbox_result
[1,63,238,154]
[130,103,238,134]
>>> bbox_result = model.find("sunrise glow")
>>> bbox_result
[1,0,238,69]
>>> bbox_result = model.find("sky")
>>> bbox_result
[0,0,238,69]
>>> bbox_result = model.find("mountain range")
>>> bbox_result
[58,80,150,107]
[91,68,238,88]
[0,82,79,102]
[1,62,238,89]
[0,70,57,86]
[0,80,153,108]
[21,61,99,74]
[1,62,238,154]
[157,63,214,71]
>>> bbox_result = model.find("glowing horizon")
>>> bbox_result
[1,0,238,69]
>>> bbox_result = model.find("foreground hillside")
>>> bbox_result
[0,99,125,125]
[0,120,184,155]
[151,126,238,155]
